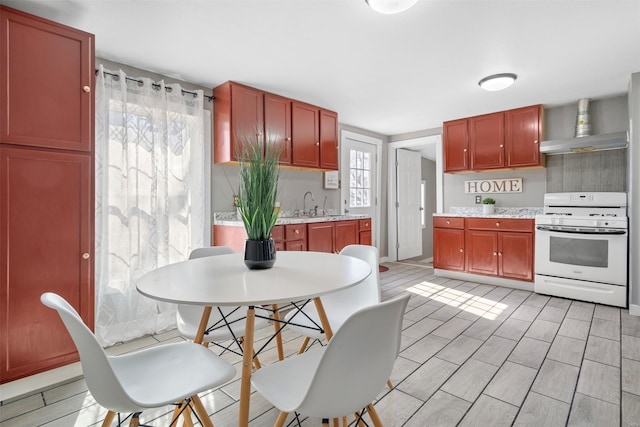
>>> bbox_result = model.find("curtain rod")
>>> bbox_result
[95,69,214,102]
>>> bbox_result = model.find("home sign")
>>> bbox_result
[465,178,523,194]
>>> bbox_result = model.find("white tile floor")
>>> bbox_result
[1,261,639,426]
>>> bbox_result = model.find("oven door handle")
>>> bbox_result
[536,225,627,235]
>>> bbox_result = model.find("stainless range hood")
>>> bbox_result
[539,131,628,155]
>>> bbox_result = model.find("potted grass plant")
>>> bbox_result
[482,197,496,215]
[237,138,281,269]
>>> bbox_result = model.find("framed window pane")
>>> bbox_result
[348,148,372,208]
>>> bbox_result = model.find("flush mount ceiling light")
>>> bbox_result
[478,73,518,91]
[365,0,418,14]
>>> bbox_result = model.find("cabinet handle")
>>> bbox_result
[446,220,450,224]
[463,148,467,152]
[498,252,503,256]
[295,229,299,234]
[316,142,320,146]
[365,222,369,226]
[499,144,504,148]
[496,222,500,227]
[82,252,90,260]
[459,248,463,253]
[534,140,538,144]
[493,252,497,256]
[83,85,91,93]
[286,137,291,141]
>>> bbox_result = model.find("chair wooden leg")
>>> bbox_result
[191,395,214,427]
[355,412,366,427]
[170,404,182,425]
[367,404,384,427]
[241,338,262,370]
[321,419,330,427]
[275,411,289,427]
[129,413,140,427]
[332,418,340,427]
[272,304,285,361]
[342,416,348,427]
[387,379,394,389]
[101,410,116,427]
[297,336,310,354]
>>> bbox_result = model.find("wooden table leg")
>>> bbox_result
[194,306,213,344]
[238,306,256,427]
[271,304,285,361]
[313,297,333,341]
[101,411,115,427]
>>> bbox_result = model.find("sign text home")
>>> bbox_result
[465,178,523,194]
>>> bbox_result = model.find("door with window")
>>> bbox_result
[340,135,378,246]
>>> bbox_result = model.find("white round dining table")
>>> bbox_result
[136,250,371,427]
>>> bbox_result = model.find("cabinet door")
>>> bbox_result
[319,109,338,170]
[307,222,334,252]
[469,112,505,170]
[231,83,264,161]
[334,220,358,253]
[433,228,465,271]
[506,105,542,167]
[0,146,93,382]
[0,7,94,152]
[291,101,319,168]
[359,230,372,246]
[443,119,468,172]
[465,230,498,276]
[499,232,534,281]
[264,93,292,165]
[285,241,306,251]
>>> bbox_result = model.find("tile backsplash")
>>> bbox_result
[545,149,627,193]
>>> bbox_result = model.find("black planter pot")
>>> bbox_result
[244,238,276,270]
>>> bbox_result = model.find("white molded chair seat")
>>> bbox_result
[41,292,236,426]
[284,244,380,341]
[177,246,270,343]
[251,294,410,425]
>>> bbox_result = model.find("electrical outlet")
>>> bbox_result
[475,195,482,204]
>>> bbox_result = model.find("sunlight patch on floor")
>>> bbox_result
[407,281,507,320]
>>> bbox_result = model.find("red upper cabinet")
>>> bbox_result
[0,7,94,152]
[291,101,320,168]
[506,105,543,168]
[264,92,292,165]
[469,112,505,170]
[319,109,338,170]
[214,81,264,163]
[443,119,468,172]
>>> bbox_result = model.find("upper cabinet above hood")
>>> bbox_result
[539,131,629,155]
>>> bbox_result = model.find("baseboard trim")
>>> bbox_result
[630,304,640,316]
[434,269,534,292]
[0,362,82,402]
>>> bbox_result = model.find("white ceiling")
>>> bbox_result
[4,0,640,137]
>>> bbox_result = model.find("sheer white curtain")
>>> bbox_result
[95,65,207,346]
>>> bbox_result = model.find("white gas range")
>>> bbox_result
[534,192,628,307]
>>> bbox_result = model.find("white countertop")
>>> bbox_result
[434,207,542,219]
[214,212,370,226]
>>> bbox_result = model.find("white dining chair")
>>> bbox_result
[284,244,380,353]
[41,292,236,427]
[177,247,272,365]
[251,293,410,427]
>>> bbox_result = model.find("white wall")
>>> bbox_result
[629,72,640,313]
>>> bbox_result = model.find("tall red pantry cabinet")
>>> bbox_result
[0,6,95,383]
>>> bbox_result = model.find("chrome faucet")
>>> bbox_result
[303,191,314,216]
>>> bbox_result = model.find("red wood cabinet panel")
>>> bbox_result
[506,105,542,168]
[466,218,534,233]
[0,7,94,152]
[465,229,499,276]
[499,232,534,281]
[433,216,464,229]
[271,225,285,251]
[213,82,264,164]
[307,221,334,252]
[264,93,292,165]
[213,225,247,253]
[0,146,93,382]
[319,109,338,170]
[359,230,372,246]
[284,224,307,251]
[291,101,320,168]
[469,112,505,170]
[443,119,468,172]
[433,228,465,271]
[334,220,358,253]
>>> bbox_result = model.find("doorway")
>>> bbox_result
[340,130,382,249]
[387,135,442,262]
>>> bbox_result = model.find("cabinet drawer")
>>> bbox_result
[433,216,464,229]
[359,218,371,231]
[285,224,306,240]
[466,218,533,232]
[271,225,284,242]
